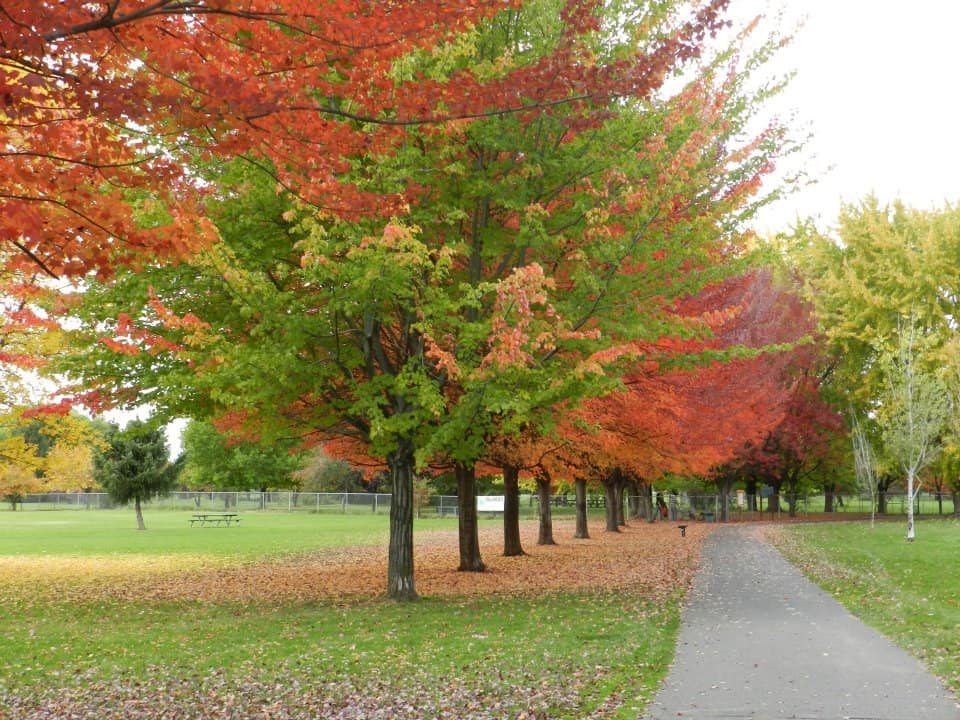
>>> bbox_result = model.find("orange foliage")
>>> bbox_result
[0,520,713,603]
[562,270,809,483]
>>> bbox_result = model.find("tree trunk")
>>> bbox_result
[603,479,619,532]
[134,495,146,531]
[456,463,485,571]
[906,471,916,541]
[574,477,589,539]
[825,489,834,512]
[717,477,733,522]
[536,474,555,545]
[766,479,783,514]
[502,465,524,557]
[953,491,959,518]
[615,480,626,527]
[639,485,653,522]
[626,478,641,519]
[387,443,418,601]
[745,477,758,511]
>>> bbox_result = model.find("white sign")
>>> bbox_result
[477,495,505,513]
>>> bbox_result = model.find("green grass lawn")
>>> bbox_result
[776,519,960,696]
[0,508,399,558]
[0,509,680,719]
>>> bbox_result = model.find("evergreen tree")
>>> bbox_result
[96,420,179,530]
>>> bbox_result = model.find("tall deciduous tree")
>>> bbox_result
[788,199,960,525]
[53,1,791,600]
[877,318,950,541]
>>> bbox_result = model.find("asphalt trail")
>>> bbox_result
[643,526,959,720]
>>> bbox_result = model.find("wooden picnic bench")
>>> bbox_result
[190,513,240,527]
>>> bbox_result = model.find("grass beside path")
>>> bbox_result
[771,519,960,697]
[0,513,709,719]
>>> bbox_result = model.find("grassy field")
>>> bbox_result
[0,507,396,558]
[775,519,960,696]
[0,509,694,719]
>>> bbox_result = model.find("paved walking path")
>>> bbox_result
[644,526,959,719]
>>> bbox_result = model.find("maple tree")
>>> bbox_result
[678,269,844,518]
[38,1,794,600]
[485,427,573,554]
[2,0,549,278]
[551,269,793,528]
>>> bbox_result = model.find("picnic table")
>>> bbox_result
[190,512,240,527]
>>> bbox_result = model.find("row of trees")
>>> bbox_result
[4,1,958,598]
[787,199,960,539]
[2,0,800,600]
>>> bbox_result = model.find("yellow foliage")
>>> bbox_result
[43,443,98,492]
[0,460,42,502]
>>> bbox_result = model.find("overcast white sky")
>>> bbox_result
[736,0,960,233]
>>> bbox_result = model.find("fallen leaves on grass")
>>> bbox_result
[0,519,711,603]
[2,666,585,720]
[1,520,710,720]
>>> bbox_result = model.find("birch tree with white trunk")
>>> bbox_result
[850,411,878,527]
[878,318,950,541]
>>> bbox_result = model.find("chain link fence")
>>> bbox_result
[10,490,958,518]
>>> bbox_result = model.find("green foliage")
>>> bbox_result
[293,449,364,493]
[180,420,303,492]
[95,420,179,506]
[59,0,791,475]
[786,199,960,410]
[785,199,960,497]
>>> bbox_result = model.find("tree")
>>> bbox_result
[876,319,950,541]
[0,434,43,510]
[293,449,366,495]
[565,268,812,524]
[180,419,302,494]
[19,411,110,491]
[788,200,960,531]
[43,443,98,492]
[52,1,793,600]
[851,411,879,527]
[0,408,107,505]
[2,1,541,280]
[95,420,180,530]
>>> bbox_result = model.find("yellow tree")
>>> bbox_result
[44,443,98,492]
[0,434,42,509]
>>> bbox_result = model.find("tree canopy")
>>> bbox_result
[4,0,801,596]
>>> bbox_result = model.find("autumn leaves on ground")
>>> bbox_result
[1,516,711,720]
